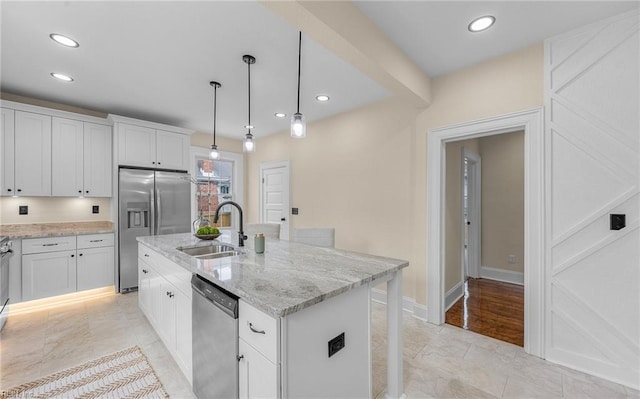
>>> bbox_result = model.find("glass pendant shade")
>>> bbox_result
[291,112,306,138]
[209,144,220,159]
[244,133,255,153]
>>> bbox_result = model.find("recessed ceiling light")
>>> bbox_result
[468,16,495,33]
[316,95,330,102]
[274,113,286,118]
[49,33,79,48]
[244,124,254,129]
[51,72,74,82]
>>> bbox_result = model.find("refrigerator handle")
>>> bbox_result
[156,188,162,234]
[149,188,156,236]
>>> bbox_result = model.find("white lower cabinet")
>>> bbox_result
[20,233,115,303]
[22,250,77,301]
[137,244,192,383]
[239,338,279,399]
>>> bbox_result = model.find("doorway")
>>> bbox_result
[426,108,545,357]
[259,160,290,240]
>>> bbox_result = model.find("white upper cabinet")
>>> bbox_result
[1,108,15,196]
[52,118,112,197]
[14,111,51,196]
[111,115,192,171]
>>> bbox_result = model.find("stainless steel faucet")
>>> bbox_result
[213,201,247,247]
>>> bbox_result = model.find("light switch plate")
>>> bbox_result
[19,205,28,215]
[92,205,99,214]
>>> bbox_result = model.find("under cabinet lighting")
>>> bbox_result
[468,16,495,32]
[51,73,74,82]
[50,33,79,48]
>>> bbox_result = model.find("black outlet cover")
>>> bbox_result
[92,205,100,214]
[19,205,28,215]
[328,332,345,358]
[610,214,625,230]
[292,207,299,215]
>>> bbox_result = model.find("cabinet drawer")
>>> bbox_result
[22,236,76,254]
[77,233,114,249]
[239,299,279,363]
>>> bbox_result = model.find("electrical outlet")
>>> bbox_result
[292,207,299,215]
[92,205,99,214]
[19,205,28,215]
[328,332,345,358]
[508,254,517,264]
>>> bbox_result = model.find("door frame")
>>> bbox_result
[461,147,481,279]
[427,108,545,357]
[259,160,291,240]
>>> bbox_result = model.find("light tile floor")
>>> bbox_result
[1,293,638,398]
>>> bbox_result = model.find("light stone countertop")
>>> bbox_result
[137,232,408,318]
[0,221,114,239]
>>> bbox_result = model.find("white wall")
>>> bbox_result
[545,10,639,389]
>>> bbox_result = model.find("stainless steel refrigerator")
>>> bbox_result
[118,168,191,292]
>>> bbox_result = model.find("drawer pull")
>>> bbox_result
[89,239,103,243]
[142,269,148,274]
[166,291,174,298]
[237,354,244,361]
[144,254,150,257]
[42,243,59,247]
[249,322,265,335]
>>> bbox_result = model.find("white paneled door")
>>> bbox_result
[545,10,639,389]
[260,161,290,240]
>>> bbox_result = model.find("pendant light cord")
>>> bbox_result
[296,31,302,113]
[213,84,217,146]
[247,59,251,133]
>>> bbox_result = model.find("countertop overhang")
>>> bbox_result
[137,232,408,318]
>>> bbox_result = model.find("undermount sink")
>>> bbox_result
[177,244,242,260]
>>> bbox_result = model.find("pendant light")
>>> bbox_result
[291,31,306,138]
[209,81,221,159]
[243,54,256,153]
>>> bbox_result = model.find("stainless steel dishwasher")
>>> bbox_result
[191,274,239,399]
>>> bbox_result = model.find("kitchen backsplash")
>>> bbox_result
[0,197,111,224]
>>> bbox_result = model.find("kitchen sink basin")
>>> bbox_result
[177,244,242,259]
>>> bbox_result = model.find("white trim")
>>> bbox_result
[480,266,525,285]
[0,99,111,125]
[461,147,481,279]
[445,281,464,311]
[371,288,428,321]
[189,147,244,232]
[259,160,291,240]
[108,114,193,135]
[427,107,545,358]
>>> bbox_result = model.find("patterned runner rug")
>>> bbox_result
[1,346,169,399]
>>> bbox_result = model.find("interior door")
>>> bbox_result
[260,161,290,240]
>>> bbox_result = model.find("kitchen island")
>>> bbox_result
[137,232,408,399]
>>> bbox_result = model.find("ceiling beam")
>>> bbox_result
[260,0,432,108]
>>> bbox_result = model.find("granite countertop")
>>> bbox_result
[0,221,114,239]
[137,232,408,318]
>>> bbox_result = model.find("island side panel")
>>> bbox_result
[282,284,371,398]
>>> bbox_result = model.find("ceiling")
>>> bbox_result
[1,1,638,140]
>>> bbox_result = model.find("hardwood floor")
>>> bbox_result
[445,278,524,347]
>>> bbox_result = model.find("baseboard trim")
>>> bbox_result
[371,288,427,321]
[445,281,464,311]
[480,266,524,285]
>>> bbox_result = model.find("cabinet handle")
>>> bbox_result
[157,162,161,165]
[237,355,244,361]
[7,189,12,192]
[142,269,148,274]
[152,162,156,165]
[71,254,75,258]
[17,189,22,192]
[79,253,83,256]
[166,291,174,298]
[144,254,150,257]
[42,243,59,247]
[86,190,89,194]
[249,322,265,335]
[89,239,103,243]
[78,190,82,194]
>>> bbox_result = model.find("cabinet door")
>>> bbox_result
[156,130,189,171]
[174,287,192,382]
[239,339,279,399]
[15,111,51,196]
[84,123,112,197]
[138,259,152,315]
[1,108,15,196]
[157,279,177,349]
[77,246,114,291]
[22,250,76,301]
[51,117,84,196]
[117,123,156,167]
[148,266,162,327]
